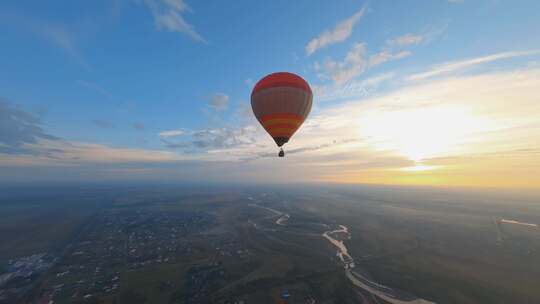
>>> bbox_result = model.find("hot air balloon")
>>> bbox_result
[251,72,312,157]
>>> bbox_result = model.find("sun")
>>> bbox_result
[359,105,494,163]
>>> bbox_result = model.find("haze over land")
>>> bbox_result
[1,185,539,303]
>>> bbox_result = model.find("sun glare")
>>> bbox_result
[400,164,439,172]
[360,105,494,162]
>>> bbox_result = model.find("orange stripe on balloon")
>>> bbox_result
[262,120,302,128]
[261,113,304,122]
[265,124,298,131]
[262,117,302,124]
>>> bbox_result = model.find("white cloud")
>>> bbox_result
[208,93,229,111]
[387,33,425,47]
[315,29,428,86]
[159,129,186,138]
[316,43,410,85]
[160,125,260,155]
[306,6,366,56]
[313,73,395,102]
[368,50,411,67]
[144,0,205,42]
[408,50,540,81]
[327,30,440,84]
[316,42,368,85]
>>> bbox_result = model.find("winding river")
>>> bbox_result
[323,225,435,304]
[249,201,435,303]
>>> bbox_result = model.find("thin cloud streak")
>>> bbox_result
[408,50,540,81]
[387,33,425,47]
[144,0,206,42]
[313,73,395,102]
[160,126,259,153]
[159,129,186,138]
[0,141,185,166]
[316,42,368,85]
[306,6,367,55]
[368,50,411,67]
[316,43,409,85]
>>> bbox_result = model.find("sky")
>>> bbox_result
[1,0,540,189]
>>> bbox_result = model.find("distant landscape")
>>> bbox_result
[2,1,540,303]
[1,184,539,304]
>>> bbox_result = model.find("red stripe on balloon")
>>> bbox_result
[265,124,299,131]
[252,72,312,95]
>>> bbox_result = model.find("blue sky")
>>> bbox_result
[1,0,540,187]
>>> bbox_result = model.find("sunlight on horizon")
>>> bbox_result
[359,105,497,162]
[400,164,440,172]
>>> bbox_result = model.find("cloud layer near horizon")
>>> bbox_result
[2,52,540,188]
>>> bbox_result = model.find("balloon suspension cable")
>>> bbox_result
[278,148,285,158]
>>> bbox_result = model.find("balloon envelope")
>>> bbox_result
[251,72,312,147]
